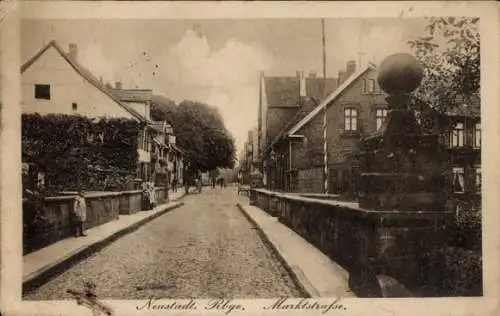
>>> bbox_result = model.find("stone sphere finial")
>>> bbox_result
[377,53,424,95]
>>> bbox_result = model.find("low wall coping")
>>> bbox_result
[253,189,452,217]
[44,196,75,202]
[121,190,142,195]
[32,188,168,204]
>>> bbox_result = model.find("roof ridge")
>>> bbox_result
[287,64,375,136]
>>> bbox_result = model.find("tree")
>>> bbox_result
[407,17,479,123]
[151,96,236,176]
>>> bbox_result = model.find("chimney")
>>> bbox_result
[338,70,346,85]
[99,76,104,85]
[309,71,317,78]
[68,43,78,61]
[115,81,122,90]
[259,71,265,78]
[346,60,356,77]
[299,71,307,98]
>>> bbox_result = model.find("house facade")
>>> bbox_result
[286,63,388,195]
[20,41,183,186]
[257,69,339,190]
[264,58,481,210]
[147,121,184,187]
[440,97,481,214]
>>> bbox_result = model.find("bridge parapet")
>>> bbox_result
[250,188,452,297]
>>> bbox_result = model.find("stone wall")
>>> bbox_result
[154,187,168,204]
[250,188,451,296]
[119,191,143,215]
[84,192,121,229]
[23,188,169,254]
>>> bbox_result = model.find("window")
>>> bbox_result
[475,167,481,192]
[450,122,464,148]
[376,108,388,130]
[34,84,51,100]
[72,102,78,111]
[364,79,375,93]
[344,108,358,131]
[474,123,481,148]
[452,167,465,193]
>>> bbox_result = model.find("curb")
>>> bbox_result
[23,201,184,295]
[236,202,315,298]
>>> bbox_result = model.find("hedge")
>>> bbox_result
[22,113,141,192]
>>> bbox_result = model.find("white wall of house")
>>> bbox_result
[123,100,149,120]
[21,47,136,120]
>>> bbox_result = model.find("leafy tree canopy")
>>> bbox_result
[408,17,479,117]
[151,96,236,174]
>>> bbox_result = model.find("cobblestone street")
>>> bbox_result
[24,187,302,300]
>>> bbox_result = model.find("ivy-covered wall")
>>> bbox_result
[22,113,141,192]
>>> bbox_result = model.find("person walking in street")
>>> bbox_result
[195,177,202,193]
[73,191,87,237]
[172,175,178,193]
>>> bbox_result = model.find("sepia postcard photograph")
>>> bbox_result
[1,1,499,316]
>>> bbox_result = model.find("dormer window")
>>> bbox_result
[35,84,51,100]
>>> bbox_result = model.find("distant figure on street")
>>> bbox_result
[73,191,87,237]
[172,175,178,193]
[212,177,216,189]
[148,183,157,208]
[195,177,202,193]
[141,181,152,210]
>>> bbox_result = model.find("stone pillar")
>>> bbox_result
[355,53,451,294]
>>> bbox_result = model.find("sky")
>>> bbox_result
[21,18,429,155]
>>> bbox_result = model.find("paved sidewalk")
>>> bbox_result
[237,196,356,298]
[23,191,185,288]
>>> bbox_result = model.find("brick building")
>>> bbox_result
[265,58,481,209]
[266,61,388,195]
[257,69,338,190]
[439,96,481,215]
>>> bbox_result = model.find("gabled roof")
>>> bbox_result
[263,76,337,108]
[264,77,300,107]
[287,64,375,136]
[21,40,145,122]
[264,97,319,154]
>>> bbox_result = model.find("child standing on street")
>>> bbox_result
[73,191,87,237]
